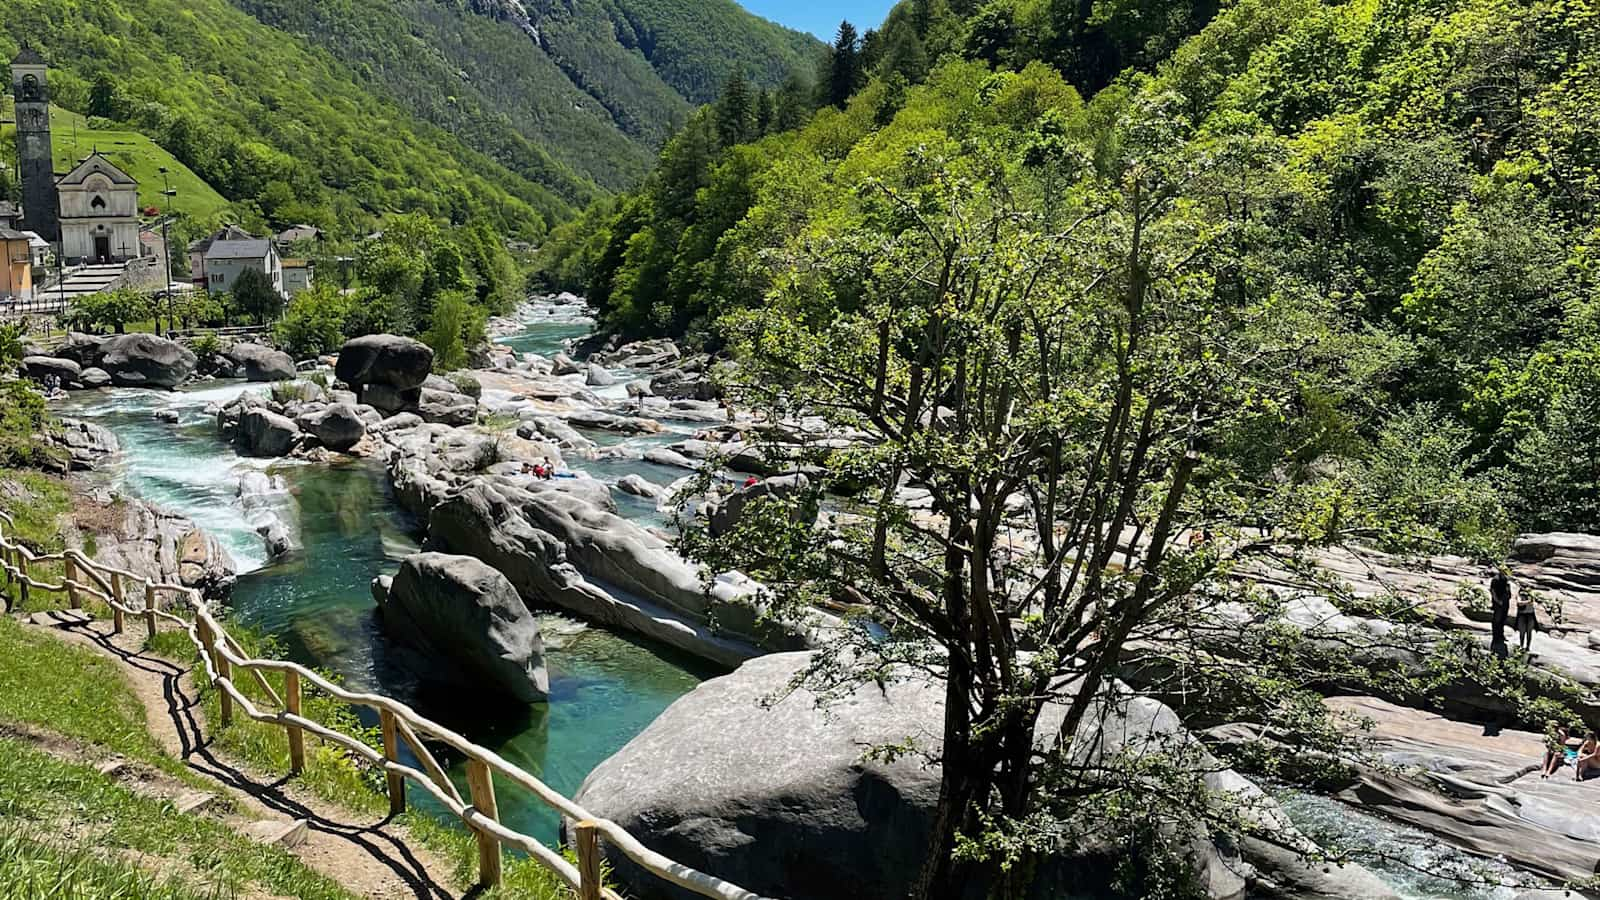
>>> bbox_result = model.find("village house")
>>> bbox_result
[281,258,315,296]
[0,227,35,301]
[203,237,284,297]
[0,201,21,231]
[187,224,255,288]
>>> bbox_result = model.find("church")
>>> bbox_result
[10,46,142,266]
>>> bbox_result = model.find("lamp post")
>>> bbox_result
[158,167,176,334]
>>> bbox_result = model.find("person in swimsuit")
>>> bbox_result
[1577,732,1600,781]
[1544,723,1574,778]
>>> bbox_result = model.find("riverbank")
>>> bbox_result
[25,298,1580,899]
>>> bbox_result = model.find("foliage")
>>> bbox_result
[0,0,575,238]
[421,290,486,372]
[231,267,283,324]
[63,288,154,334]
[0,323,24,364]
[0,383,60,469]
[276,285,357,358]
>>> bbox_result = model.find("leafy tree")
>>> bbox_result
[275,285,356,358]
[231,267,284,324]
[422,290,486,372]
[65,288,154,334]
[0,381,58,468]
[686,98,1378,898]
[86,73,121,120]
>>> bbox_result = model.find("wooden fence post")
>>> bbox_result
[284,670,305,775]
[576,820,603,900]
[466,759,502,888]
[143,582,157,637]
[63,556,79,610]
[199,617,232,726]
[17,552,29,609]
[109,571,125,634]
[379,709,406,816]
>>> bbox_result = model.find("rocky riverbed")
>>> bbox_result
[25,298,1597,899]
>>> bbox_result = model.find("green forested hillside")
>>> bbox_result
[540,0,1600,536]
[0,0,571,239]
[230,0,822,193]
[0,0,821,242]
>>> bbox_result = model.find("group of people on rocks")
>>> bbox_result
[522,458,558,480]
[1501,566,1600,783]
[1544,726,1600,780]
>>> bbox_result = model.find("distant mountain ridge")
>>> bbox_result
[231,0,823,193]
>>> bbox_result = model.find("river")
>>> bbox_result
[53,307,1544,897]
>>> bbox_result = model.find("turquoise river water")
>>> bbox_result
[54,311,1541,896]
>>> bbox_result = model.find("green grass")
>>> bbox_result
[0,616,169,766]
[0,737,357,900]
[0,106,230,223]
[0,829,225,900]
[0,468,71,615]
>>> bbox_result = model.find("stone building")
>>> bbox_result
[203,238,284,297]
[57,152,141,265]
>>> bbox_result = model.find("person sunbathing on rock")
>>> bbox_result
[1544,723,1573,778]
[1576,732,1600,781]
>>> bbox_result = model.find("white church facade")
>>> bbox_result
[57,153,141,265]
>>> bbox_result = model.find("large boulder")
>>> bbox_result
[76,493,236,601]
[53,332,106,367]
[48,419,119,471]
[379,552,549,702]
[551,352,582,376]
[424,477,796,666]
[418,387,478,426]
[572,654,1299,900]
[335,334,433,413]
[300,403,366,452]
[21,356,82,386]
[79,367,112,389]
[585,363,617,387]
[237,408,301,457]
[97,333,197,389]
[335,334,434,390]
[225,342,297,382]
[707,474,815,537]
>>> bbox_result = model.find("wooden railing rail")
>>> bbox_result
[0,510,769,900]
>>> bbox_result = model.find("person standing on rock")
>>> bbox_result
[1489,567,1512,658]
[1516,590,1537,657]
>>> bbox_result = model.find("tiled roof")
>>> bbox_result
[205,239,273,260]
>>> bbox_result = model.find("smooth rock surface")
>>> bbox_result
[380,552,548,702]
[96,333,197,389]
[225,342,297,382]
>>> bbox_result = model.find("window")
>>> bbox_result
[90,195,107,211]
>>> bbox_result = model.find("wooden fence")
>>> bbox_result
[0,510,769,900]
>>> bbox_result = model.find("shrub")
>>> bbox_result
[0,382,61,469]
[275,286,354,358]
[421,290,486,372]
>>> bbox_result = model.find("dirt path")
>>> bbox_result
[21,609,465,900]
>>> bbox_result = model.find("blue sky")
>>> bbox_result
[738,1,897,39]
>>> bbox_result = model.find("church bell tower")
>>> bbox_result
[11,45,60,243]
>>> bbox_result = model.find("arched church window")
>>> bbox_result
[91,195,107,211]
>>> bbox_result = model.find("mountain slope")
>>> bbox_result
[1,0,578,238]
[230,0,824,193]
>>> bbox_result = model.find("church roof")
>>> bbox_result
[206,239,274,261]
[11,45,44,66]
[0,227,30,242]
[56,152,138,188]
